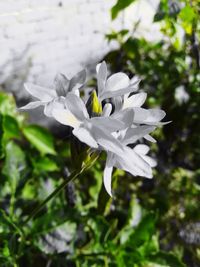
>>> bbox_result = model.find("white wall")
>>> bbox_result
[0,0,124,100]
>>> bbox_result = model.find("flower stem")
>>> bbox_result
[23,151,99,226]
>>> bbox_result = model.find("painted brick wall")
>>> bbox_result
[0,0,124,101]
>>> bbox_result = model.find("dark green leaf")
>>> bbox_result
[111,0,136,20]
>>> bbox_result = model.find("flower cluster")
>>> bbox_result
[20,62,167,196]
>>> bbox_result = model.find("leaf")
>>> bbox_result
[2,141,26,192]
[35,221,76,254]
[0,92,17,116]
[33,156,59,172]
[111,0,136,20]
[150,251,186,267]
[124,212,156,248]
[23,125,56,155]
[3,115,20,140]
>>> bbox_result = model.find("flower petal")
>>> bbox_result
[72,126,98,148]
[103,153,114,197]
[91,116,127,132]
[91,124,124,155]
[24,83,57,101]
[54,73,70,96]
[123,92,147,109]
[133,108,166,124]
[123,126,156,145]
[111,109,134,129]
[96,61,107,94]
[52,107,81,128]
[69,69,87,91]
[100,84,138,101]
[106,73,130,92]
[115,146,153,178]
[102,103,112,117]
[65,93,89,121]
[134,144,150,155]
[19,101,43,110]
[144,134,157,143]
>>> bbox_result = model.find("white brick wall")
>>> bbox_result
[0,0,124,101]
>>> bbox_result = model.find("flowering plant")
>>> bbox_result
[20,61,167,220]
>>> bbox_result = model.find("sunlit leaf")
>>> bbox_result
[23,125,56,155]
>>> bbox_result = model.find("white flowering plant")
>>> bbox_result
[20,61,168,222]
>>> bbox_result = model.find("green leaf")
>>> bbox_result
[23,125,56,155]
[2,141,26,191]
[111,0,136,20]
[33,156,59,172]
[3,115,20,139]
[150,251,186,267]
[0,92,17,116]
[125,212,156,248]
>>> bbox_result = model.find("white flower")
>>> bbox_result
[103,125,156,197]
[20,70,86,117]
[96,61,140,101]
[52,92,133,155]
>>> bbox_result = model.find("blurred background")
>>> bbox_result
[0,0,200,266]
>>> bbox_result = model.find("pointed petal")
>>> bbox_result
[19,101,43,110]
[133,108,166,124]
[144,134,157,143]
[72,126,98,148]
[24,83,57,101]
[65,93,89,121]
[103,153,114,197]
[123,126,156,145]
[115,146,153,178]
[54,73,70,96]
[142,155,157,167]
[111,109,134,129]
[91,117,126,132]
[69,69,87,91]
[106,73,130,92]
[96,61,107,94]
[91,124,124,154]
[100,84,138,101]
[102,103,112,117]
[123,92,147,109]
[52,107,81,128]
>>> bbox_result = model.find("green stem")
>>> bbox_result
[23,151,99,226]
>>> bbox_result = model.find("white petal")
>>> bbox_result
[65,93,89,121]
[52,107,81,128]
[100,84,138,101]
[142,155,157,167]
[69,69,87,91]
[24,83,57,101]
[111,109,134,129]
[72,126,98,148]
[91,116,127,132]
[134,144,150,155]
[103,154,114,197]
[96,61,107,94]
[102,103,112,117]
[144,134,157,143]
[91,124,124,154]
[106,73,130,92]
[123,92,147,109]
[123,126,156,145]
[54,73,70,96]
[19,101,43,110]
[133,108,166,124]
[115,146,153,178]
